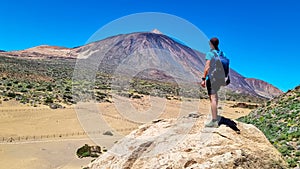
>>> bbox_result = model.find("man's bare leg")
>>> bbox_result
[210,93,218,120]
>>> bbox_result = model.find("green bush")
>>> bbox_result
[44,97,54,104]
[76,144,90,158]
[7,92,16,98]
[81,152,90,158]
[286,158,297,167]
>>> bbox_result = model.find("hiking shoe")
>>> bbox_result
[205,120,219,128]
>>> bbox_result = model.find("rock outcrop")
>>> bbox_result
[88,113,287,169]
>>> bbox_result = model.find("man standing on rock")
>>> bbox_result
[201,37,223,128]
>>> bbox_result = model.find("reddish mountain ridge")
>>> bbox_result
[0,45,79,59]
[245,78,283,99]
[0,31,283,99]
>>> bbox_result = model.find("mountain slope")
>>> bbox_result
[245,78,283,99]
[0,31,282,100]
[238,85,300,168]
[74,32,281,99]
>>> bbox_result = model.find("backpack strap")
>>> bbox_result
[212,50,221,58]
[219,51,223,56]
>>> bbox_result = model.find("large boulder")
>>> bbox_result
[88,113,287,169]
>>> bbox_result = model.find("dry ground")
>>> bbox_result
[0,96,253,169]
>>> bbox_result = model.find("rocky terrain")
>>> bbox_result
[239,85,300,168]
[87,113,287,169]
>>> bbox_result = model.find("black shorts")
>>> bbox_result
[206,79,220,95]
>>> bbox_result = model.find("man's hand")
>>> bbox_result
[201,80,206,88]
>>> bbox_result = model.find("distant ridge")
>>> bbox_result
[0,45,77,59]
[245,78,283,99]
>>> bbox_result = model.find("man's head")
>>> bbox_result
[209,37,219,50]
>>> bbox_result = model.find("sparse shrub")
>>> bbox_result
[20,88,28,93]
[286,158,297,167]
[76,144,90,158]
[46,85,53,92]
[76,144,102,159]
[26,84,33,89]
[20,97,28,104]
[44,97,54,104]
[238,86,300,168]
[7,92,16,98]
[36,87,46,92]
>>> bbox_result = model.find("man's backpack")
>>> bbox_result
[208,51,230,87]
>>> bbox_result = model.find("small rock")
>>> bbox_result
[152,119,163,123]
[7,137,14,142]
[103,131,113,136]
[132,94,142,99]
[49,103,62,109]
[90,146,101,153]
[187,112,200,118]
[184,159,197,168]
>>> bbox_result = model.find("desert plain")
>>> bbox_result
[0,95,253,169]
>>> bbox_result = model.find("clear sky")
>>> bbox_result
[0,0,299,92]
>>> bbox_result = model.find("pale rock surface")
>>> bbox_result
[88,113,287,169]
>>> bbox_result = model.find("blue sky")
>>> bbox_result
[0,0,299,92]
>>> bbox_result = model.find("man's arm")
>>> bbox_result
[202,60,210,80]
